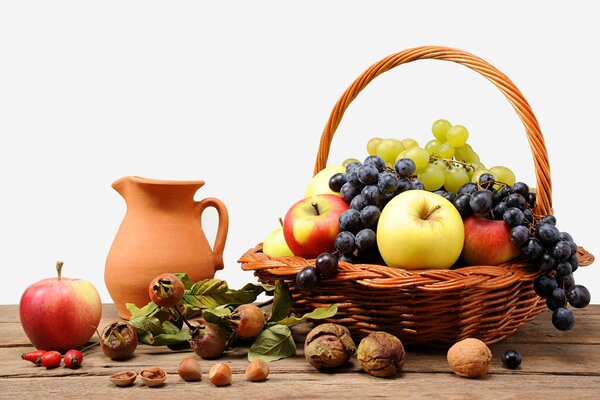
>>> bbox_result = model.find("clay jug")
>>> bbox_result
[105,176,229,319]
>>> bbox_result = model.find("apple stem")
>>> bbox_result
[424,205,442,220]
[56,261,64,281]
[278,217,284,227]
[311,201,320,216]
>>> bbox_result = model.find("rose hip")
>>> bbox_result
[64,349,83,368]
[21,349,47,366]
[40,351,62,369]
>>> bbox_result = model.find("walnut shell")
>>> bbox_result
[357,331,405,378]
[304,323,356,370]
[447,338,492,378]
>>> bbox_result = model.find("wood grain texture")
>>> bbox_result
[1,304,599,399]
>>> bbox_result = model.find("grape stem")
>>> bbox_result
[429,156,475,170]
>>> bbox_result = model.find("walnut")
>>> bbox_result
[304,323,356,370]
[357,331,405,378]
[447,338,492,378]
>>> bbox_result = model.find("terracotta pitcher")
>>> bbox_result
[105,176,229,319]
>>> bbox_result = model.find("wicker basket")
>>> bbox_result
[239,46,595,346]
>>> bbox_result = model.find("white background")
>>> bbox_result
[1,1,598,305]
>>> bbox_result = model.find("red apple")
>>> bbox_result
[461,214,521,266]
[19,261,102,352]
[283,194,348,258]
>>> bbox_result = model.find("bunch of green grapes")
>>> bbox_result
[346,119,517,193]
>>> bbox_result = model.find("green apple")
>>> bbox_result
[377,190,464,269]
[263,220,294,257]
[305,166,345,197]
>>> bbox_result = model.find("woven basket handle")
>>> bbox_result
[313,46,552,216]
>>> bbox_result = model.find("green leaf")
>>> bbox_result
[248,325,296,362]
[126,302,160,319]
[202,305,234,326]
[129,315,163,336]
[268,281,292,323]
[182,280,275,311]
[174,273,195,290]
[162,320,181,335]
[188,279,229,295]
[149,330,192,346]
[275,304,339,326]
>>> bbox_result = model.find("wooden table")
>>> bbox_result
[1,304,599,399]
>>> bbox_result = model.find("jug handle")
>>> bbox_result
[195,197,229,272]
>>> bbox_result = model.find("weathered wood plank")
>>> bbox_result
[0,373,599,399]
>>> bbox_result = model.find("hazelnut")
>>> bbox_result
[209,363,232,386]
[304,323,356,370]
[447,338,492,378]
[246,359,270,382]
[140,366,167,387]
[109,371,137,387]
[178,357,202,381]
[357,331,405,378]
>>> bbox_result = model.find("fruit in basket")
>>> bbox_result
[263,219,294,257]
[357,331,405,378]
[283,194,348,258]
[447,338,492,378]
[304,323,356,370]
[305,165,346,197]
[377,190,464,269]
[19,261,102,352]
[296,266,319,290]
[461,214,520,266]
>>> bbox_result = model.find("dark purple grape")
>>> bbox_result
[506,193,526,209]
[527,192,537,208]
[510,225,529,245]
[435,190,456,203]
[377,172,399,195]
[559,231,574,242]
[568,254,579,272]
[469,190,493,214]
[534,274,558,298]
[557,274,576,291]
[552,307,575,331]
[503,207,525,227]
[340,182,361,203]
[553,241,572,261]
[345,162,361,174]
[339,253,357,264]
[364,156,385,172]
[453,193,472,217]
[523,208,534,224]
[540,215,557,226]
[360,205,381,228]
[536,223,560,245]
[315,252,339,279]
[339,209,362,233]
[346,169,361,186]
[566,240,578,254]
[556,261,572,277]
[501,350,522,369]
[361,185,383,206]
[493,202,508,220]
[498,185,512,200]
[522,238,543,260]
[566,285,591,308]
[334,231,356,254]
[350,195,369,211]
[411,180,424,190]
[552,287,566,302]
[536,252,556,272]
[394,158,416,177]
[328,173,347,192]
[511,182,530,197]
[296,266,319,290]
[546,294,563,311]
[358,164,379,185]
[478,173,495,189]
[355,229,376,251]
[395,178,412,194]
[458,183,478,195]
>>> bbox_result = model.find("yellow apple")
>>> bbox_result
[377,190,464,269]
[305,166,345,197]
[263,223,294,257]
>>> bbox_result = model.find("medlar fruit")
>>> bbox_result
[100,321,138,360]
[304,323,356,370]
[357,331,405,378]
[228,304,265,338]
[148,273,185,307]
[189,323,228,359]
